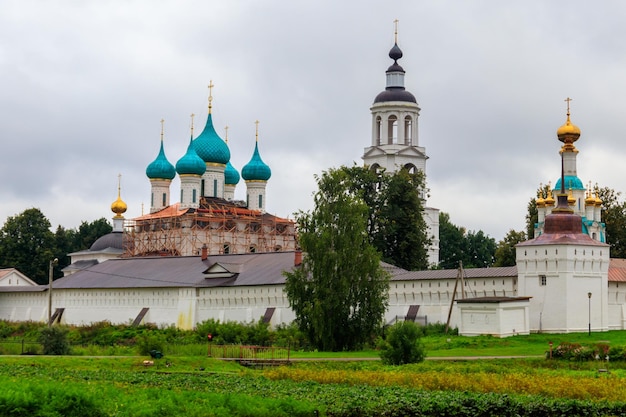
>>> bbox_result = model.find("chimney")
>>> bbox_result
[201,244,208,261]
[294,250,302,266]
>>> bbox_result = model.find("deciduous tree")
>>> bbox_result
[0,208,55,284]
[494,229,526,267]
[284,167,390,351]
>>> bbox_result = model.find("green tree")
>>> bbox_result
[340,165,431,270]
[464,230,496,268]
[0,208,56,284]
[438,212,495,269]
[76,218,113,250]
[526,183,552,239]
[372,169,430,271]
[494,229,526,267]
[54,225,78,274]
[379,321,425,365]
[438,212,467,269]
[284,167,390,351]
[597,187,626,258]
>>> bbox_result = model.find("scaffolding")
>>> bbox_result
[122,197,297,257]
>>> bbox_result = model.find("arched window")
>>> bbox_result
[404,116,413,145]
[387,115,398,144]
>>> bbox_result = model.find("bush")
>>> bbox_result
[38,326,71,355]
[136,332,166,356]
[379,321,425,365]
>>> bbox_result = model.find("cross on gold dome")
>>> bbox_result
[564,97,573,117]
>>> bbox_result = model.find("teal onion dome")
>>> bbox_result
[193,114,230,164]
[242,142,271,181]
[176,138,206,176]
[224,161,240,185]
[554,175,585,191]
[146,140,176,180]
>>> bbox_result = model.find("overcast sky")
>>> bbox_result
[1,1,626,242]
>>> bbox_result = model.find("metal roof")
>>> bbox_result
[390,266,519,281]
[51,251,300,290]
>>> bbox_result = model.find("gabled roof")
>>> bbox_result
[0,268,39,286]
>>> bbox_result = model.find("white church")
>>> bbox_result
[1,33,626,337]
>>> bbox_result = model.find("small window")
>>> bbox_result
[539,275,547,286]
[223,244,230,254]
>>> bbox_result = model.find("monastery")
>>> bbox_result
[1,32,626,337]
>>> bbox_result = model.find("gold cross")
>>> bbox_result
[190,113,195,137]
[255,120,259,142]
[208,80,214,113]
[224,125,229,142]
[117,173,122,197]
[564,97,572,116]
[160,119,165,141]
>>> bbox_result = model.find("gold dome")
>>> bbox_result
[594,191,602,207]
[111,174,127,219]
[111,196,127,218]
[557,98,581,145]
[545,192,555,206]
[584,190,595,207]
[536,195,545,208]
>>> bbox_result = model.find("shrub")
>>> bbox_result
[136,332,166,356]
[379,321,425,365]
[38,326,71,355]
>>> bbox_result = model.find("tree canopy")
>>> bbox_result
[494,229,526,267]
[438,212,496,269]
[284,167,390,351]
[0,209,113,284]
[0,208,56,284]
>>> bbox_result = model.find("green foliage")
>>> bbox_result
[285,167,390,351]
[438,212,496,269]
[597,186,626,258]
[379,321,425,365]
[38,326,71,355]
[340,165,431,270]
[0,208,56,284]
[494,229,526,267]
[136,332,166,356]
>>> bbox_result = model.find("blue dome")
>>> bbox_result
[146,140,176,180]
[224,161,240,185]
[242,142,271,181]
[193,114,230,164]
[176,138,206,176]
[554,175,585,191]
